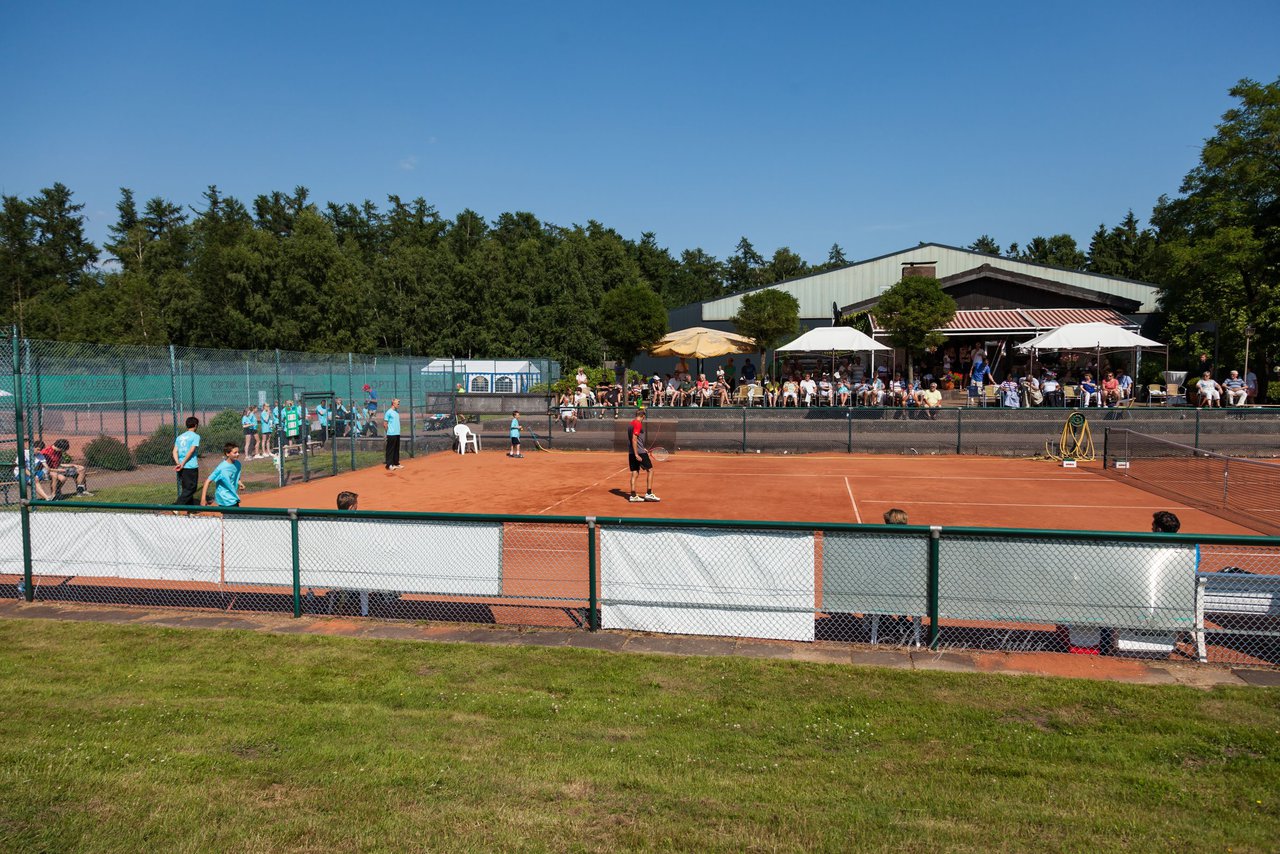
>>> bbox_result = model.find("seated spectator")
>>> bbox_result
[889,374,909,407]
[764,378,779,407]
[664,373,680,406]
[678,376,693,406]
[836,378,850,407]
[694,374,711,406]
[1101,371,1122,407]
[999,376,1021,408]
[649,374,664,406]
[883,508,908,525]
[605,384,621,417]
[1115,368,1133,399]
[1022,374,1044,406]
[558,393,578,432]
[13,449,55,501]
[715,377,731,407]
[1223,370,1248,406]
[1041,372,1063,407]
[862,376,886,407]
[916,382,943,419]
[1079,373,1101,407]
[41,439,91,497]
[781,377,799,407]
[800,374,818,406]
[1195,371,1222,408]
[818,374,833,405]
[744,379,762,406]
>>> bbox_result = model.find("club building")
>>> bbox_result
[653,243,1162,376]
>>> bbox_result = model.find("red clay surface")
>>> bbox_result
[242,448,1261,535]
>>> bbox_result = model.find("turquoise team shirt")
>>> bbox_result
[174,430,200,469]
[509,418,520,438]
[316,404,329,427]
[208,459,242,506]
[385,408,401,436]
[241,413,258,430]
[259,410,273,433]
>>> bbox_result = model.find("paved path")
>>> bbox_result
[2,599,1276,689]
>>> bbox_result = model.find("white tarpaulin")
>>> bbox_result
[29,511,222,583]
[223,516,504,595]
[938,539,1197,628]
[1016,322,1163,352]
[822,532,929,616]
[600,528,815,641]
[776,326,890,353]
[0,512,23,572]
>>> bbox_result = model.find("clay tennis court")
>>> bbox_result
[242,449,1260,536]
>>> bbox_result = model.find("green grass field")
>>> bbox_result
[0,620,1276,852]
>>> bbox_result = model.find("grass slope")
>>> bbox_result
[0,620,1276,852]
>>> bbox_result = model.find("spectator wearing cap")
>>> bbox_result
[648,374,663,406]
[364,384,378,416]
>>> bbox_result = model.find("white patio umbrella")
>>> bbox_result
[1017,322,1165,388]
[777,327,890,377]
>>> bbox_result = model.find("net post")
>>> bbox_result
[289,508,302,618]
[1194,409,1201,449]
[407,354,416,459]
[275,350,284,488]
[586,516,599,631]
[1102,427,1110,469]
[955,407,963,454]
[12,328,34,602]
[847,408,852,453]
[927,526,941,649]
[741,408,747,453]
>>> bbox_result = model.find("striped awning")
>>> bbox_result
[871,307,1136,335]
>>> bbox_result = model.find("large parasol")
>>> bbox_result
[649,326,758,359]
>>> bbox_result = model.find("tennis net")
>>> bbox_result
[1102,428,1280,535]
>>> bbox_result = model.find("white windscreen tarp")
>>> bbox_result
[223,516,503,595]
[822,532,929,615]
[600,527,815,641]
[29,510,222,583]
[0,513,24,573]
[938,539,1197,628]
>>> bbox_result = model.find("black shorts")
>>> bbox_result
[628,453,652,472]
[510,436,520,446]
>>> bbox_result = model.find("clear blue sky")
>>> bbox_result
[3,1,1277,267]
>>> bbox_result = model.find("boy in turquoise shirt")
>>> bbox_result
[201,442,242,507]
[172,416,201,505]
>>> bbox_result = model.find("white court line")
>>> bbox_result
[844,476,862,523]
[538,465,631,514]
[653,470,1091,482]
[864,499,1188,510]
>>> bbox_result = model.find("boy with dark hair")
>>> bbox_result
[1151,510,1181,533]
[172,417,201,505]
[201,442,242,507]
[41,438,92,498]
[627,408,658,502]
[337,491,359,510]
[508,410,523,458]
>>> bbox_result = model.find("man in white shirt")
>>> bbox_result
[799,374,818,406]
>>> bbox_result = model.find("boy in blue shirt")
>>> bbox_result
[172,416,201,505]
[508,410,523,458]
[202,442,242,507]
[383,397,402,470]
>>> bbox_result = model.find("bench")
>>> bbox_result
[1194,571,1280,663]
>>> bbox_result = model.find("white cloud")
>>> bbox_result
[399,155,419,171]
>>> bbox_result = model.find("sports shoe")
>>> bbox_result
[628,494,645,503]
[644,492,660,502]
[77,489,94,497]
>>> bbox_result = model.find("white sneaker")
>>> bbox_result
[628,494,645,503]
[644,493,660,502]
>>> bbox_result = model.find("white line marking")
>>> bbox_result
[538,466,631,514]
[844,476,862,523]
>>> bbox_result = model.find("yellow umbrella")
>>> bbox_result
[649,326,757,359]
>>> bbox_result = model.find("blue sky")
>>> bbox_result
[3,1,1277,267]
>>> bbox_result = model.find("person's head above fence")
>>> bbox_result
[186,416,199,429]
[337,491,358,510]
[883,508,908,525]
[1152,511,1181,533]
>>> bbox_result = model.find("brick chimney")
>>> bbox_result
[902,261,937,279]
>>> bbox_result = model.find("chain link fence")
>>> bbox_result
[7,505,1276,668]
[4,335,560,503]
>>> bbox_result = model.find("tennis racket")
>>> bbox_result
[648,446,669,462]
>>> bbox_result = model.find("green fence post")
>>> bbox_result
[290,509,302,618]
[348,353,356,473]
[741,408,747,452]
[407,355,416,459]
[275,350,285,488]
[33,353,43,448]
[1102,427,1110,468]
[927,526,941,649]
[13,329,34,602]
[955,407,963,454]
[1194,408,1201,449]
[587,517,599,631]
[121,361,129,453]
[169,345,179,439]
[847,410,853,453]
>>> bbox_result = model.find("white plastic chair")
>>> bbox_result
[454,423,479,454]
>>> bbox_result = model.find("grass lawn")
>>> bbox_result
[0,620,1276,852]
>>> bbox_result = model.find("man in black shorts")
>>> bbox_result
[627,408,659,503]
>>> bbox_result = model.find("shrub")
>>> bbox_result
[133,423,177,466]
[83,434,134,471]
[203,409,245,454]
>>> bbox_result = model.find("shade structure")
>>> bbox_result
[776,326,890,353]
[1016,322,1163,352]
[649,327,757,359]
